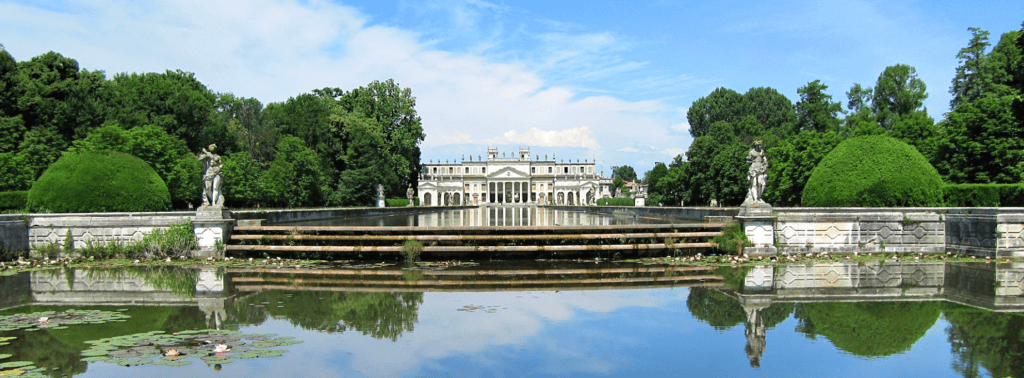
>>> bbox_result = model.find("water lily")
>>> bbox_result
[164,348,180,357]
[38,317,49,324]
[213,344,230,353]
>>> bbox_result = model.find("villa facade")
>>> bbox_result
[418,148,613,206]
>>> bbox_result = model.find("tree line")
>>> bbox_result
[0,46,424,209]
[640,22,1024,207]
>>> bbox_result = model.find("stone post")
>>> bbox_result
[737,204,776,255]
[193,206,233,259]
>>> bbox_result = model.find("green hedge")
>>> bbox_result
[802,135,944,207]
[943,184,1024,207]
[385,198,419,207]
[0,191,27,210]
[27,151,171,213]
[597,197,635,206]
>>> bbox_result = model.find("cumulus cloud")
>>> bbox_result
[0,0,690,170]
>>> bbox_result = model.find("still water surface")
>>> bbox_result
[274,207,677,227]
[0,261,1021,377]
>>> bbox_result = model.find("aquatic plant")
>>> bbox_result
[0,310,131,332]
[401,239,423,263]
[79,329,300,368]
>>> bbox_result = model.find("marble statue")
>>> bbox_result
[406,185,414,207]
[745,140,768,204]
[198,144,224,207]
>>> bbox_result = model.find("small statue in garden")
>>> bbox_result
[406,185,414,206]
[377,184,385,200]
[745,140,768,205]
[198,144,224,207]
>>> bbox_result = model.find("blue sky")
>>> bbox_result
[2,0,1022,176]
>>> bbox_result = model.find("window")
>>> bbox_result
[531,167,536,174]
[548,167,552,174]
[449,167,454,174]
[432,167,437,174]
[564,167,569,174]
[465,167,469,174]
[482,167,486,174]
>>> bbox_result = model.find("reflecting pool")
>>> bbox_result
[1,261,1023,377]
[274,207,678,227]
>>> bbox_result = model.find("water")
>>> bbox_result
[274,207,678,227]
[1,261,1022,377]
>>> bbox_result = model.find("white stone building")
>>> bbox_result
[418,148,613,206]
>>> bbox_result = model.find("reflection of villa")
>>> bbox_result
[418,148,613,206]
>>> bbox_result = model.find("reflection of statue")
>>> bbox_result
[745,303,767,368]
[198,144,224,207]
[746,140,768,204]
[406,186,414,207]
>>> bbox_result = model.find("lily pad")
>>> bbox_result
[152,359,192,367]
[81,329,302,369]
[0,361,34,369]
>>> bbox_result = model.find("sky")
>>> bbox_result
[2,0,1023,176]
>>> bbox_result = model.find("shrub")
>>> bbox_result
[712,221,749,254]
[134,220,197,258]
[385,198,420,207]
[999,185,1024,206]
[801,135,943,207]
[401,239,423,263]
[943,184,1001,207]
[597,198,635,206]
[27,151,171,213]
[0,191,27,210]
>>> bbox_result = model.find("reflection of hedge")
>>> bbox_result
[802,135,943,207]
[597,198,635,206]
[27,152,170,213]
[687,287,745,330]
[944,305,1024,378]
[796,302,940,357]
[0,190,26,210]
[943,184,1024,207]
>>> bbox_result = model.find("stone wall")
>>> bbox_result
[233,206,470,225]
[545,205,738,222]
[26,211,194,257]
[772,208,1024,257]
[0,215,28,254]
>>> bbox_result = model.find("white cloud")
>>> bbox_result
[618,147,639,152]
[669,121,689,133]
[662,148,684,157]
[0,0,690,171]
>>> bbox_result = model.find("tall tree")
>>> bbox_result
[872,64,928,130]
[683,121,748,206]
[337,79,424,197]
[643,162,669,206]
[764,130,844,206]
[950,27,993,109]
[845,83,872,113]
[102,70,217,151]
[611,165,637,195]
[686,87,746,138]
[934,95,1022,183]
[795,80,843,133]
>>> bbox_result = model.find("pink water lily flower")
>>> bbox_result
[214,344,230,353]
[164,348,180,357]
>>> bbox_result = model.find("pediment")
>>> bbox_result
[487,166,530,179]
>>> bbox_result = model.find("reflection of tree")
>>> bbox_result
[0,328,86,378]
[229,290,423,341]
[687,287,745,330]
[761,302,794,329]
[794,302,941,357]
[944,305,1024,378]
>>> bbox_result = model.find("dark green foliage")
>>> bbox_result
[27,151,170,213]
[711,221,749,254]
[68,124,202,207]
[221,151,265,208]
[385,198,419,207]
[942,183,1024,206]
[596,197,635,206]
[643,162,669,206]
[943,184,1001,207]
[934,95,1023,184]
[401,239,423,263]
[764,130,844,206]
[686,287,745,330]
[101,70,216,151]
[802,135,944,207]
[795,302,941,357]
[944,305,1024,378]
[683,122,748,206]
[262,136,328,208]
[0,190,26,210]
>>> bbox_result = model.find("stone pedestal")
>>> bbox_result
[193,206,234,259]
[376,198,386,208]
[635,196,646,207]
[738,203,776,255]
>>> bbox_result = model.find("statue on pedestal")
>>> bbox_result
[197,144,224,207]
[406,185,414,207]
[745,140,768,205]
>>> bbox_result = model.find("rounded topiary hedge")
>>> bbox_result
[801,135,943,207]
[28,151,171,213]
